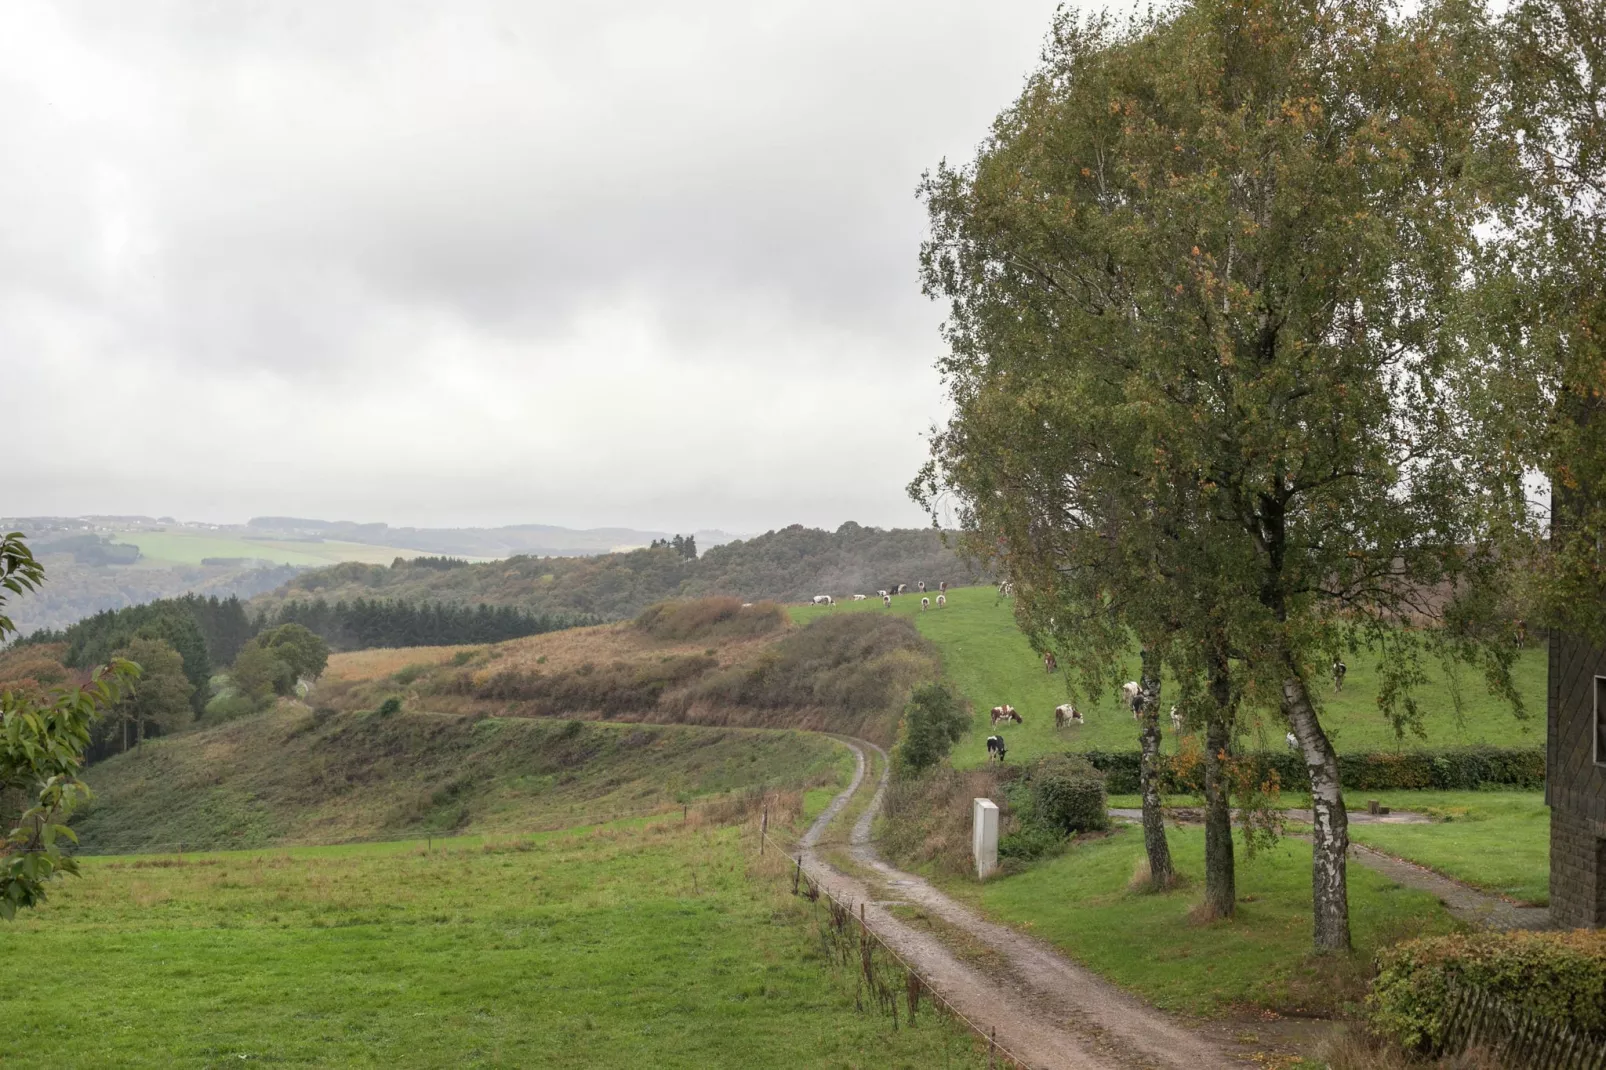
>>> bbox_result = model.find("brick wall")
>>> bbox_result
[1549,806,1606,929]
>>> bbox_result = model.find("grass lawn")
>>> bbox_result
[0,821,983,1069]
[1337,791,1549,905]
[1105,789,1551,906]
[952,824,1457,1017]
[790,586,1545,767]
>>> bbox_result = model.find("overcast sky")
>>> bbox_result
[1,0,1066,533]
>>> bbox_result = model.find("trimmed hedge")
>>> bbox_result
[1084,746,1545,795]
[1369,931,1606,1053]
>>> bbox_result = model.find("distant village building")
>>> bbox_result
[1549,630,1606,927]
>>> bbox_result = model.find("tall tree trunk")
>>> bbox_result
[121,718,128,754]
[1282,668,1350,952]
[1202,653,1235,919]
[1137,646,1174,889]
[136,713,145,752]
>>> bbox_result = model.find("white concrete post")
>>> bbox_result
[972,798,999,879]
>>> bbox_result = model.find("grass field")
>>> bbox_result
[948,824,1457,1018]
[1104,788,1551,906]
[790,586,1545,767]
[113,529,445,568]
[78,706,848,853]
[0,820,984,1068]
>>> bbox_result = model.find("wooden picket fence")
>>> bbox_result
[1439,981,1606,1070]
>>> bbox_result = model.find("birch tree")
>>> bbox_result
[916,0,1513,951]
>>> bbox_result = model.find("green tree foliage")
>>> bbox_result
[109,637,194,751]
[229,640,286,711]
[259,623,329,685]
[260,598,589,652]
[892,682,968,777]
[1,532,133,919]
[38,600,212,714]
[254,524,987,623]
[1466,2,1606,641]
[915,0,1516,951]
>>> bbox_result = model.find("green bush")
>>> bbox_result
[1028,754,1110,835]
[1084,746,1544,795]
[1369,931,1606,1053]
[377,697,402,716]
[892,683,968,777]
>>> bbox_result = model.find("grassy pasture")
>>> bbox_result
[114,529,441,568]
[949,824,1457,1018]
[0,821,984,1069]
[790,586,1545,767]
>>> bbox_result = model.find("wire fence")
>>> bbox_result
[759,820,1030,1070]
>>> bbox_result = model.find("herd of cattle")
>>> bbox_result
[808,579,951,610]
[801,583,1343,763]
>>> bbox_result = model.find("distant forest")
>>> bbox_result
[262,598,596,651]
[252,523,987,621]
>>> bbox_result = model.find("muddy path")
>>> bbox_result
[796,737,1257,1070]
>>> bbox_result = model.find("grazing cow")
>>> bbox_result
[811,595,834,606]
[1515,618,1528,646]
[935,594,946,608]
[896,583,908,595]
[921,596,931,611]
[1054,704,1082,728]
[1170,706,1183,733]
[986,735,1007,762]
[939,581,948,593]
[877,590,889,598]
[1121,681,1142,719]
[741,603,753,608]
[1286,732,1299,751]
[882,594,892,608]
[852,594,867,601]
[917,581,926,593]
[1332,659,1347,692]
[990,705,1022,726]
[1043,651,1058,674]
[998,581,1014,598]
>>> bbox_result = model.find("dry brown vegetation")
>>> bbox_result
[317,599,939,747]
[878,765,1011,877]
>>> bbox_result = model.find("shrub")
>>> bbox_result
[377,697,402,716]
[1084,746,1545,795]
[1027,754,1109,835]
[1369,931,1606,1053]
[892,682,968,777]
[633,598,786,641]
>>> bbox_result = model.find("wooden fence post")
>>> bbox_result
[759,804,769,855]
[793,855,802,896]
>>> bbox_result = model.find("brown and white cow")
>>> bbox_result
[1054,704,1082,728]
[990,705,1022,726]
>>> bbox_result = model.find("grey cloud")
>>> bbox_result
[2,0,1060,530]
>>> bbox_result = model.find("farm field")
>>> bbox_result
[0,820,982,1069]
[78,704,849,854]
[790,586,1546,767]
[943,824,1457,1018]
[112,529,448,568]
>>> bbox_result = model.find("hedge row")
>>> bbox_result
[1369,931,1606,1053]
[1083,746,1545,795]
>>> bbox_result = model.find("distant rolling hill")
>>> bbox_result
[252,522,987,622]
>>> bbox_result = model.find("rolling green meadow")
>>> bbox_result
[0,819,985,1069]
[790,585,1546,767]
[114,529,442,569]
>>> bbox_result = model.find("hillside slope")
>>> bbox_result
[251,522,986,621]
[791,586,1547,766]
[76,705,845,853]
[314,601,939,747]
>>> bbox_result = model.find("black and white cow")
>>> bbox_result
[986,735,1007,762]
[1332,659,1348,693]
